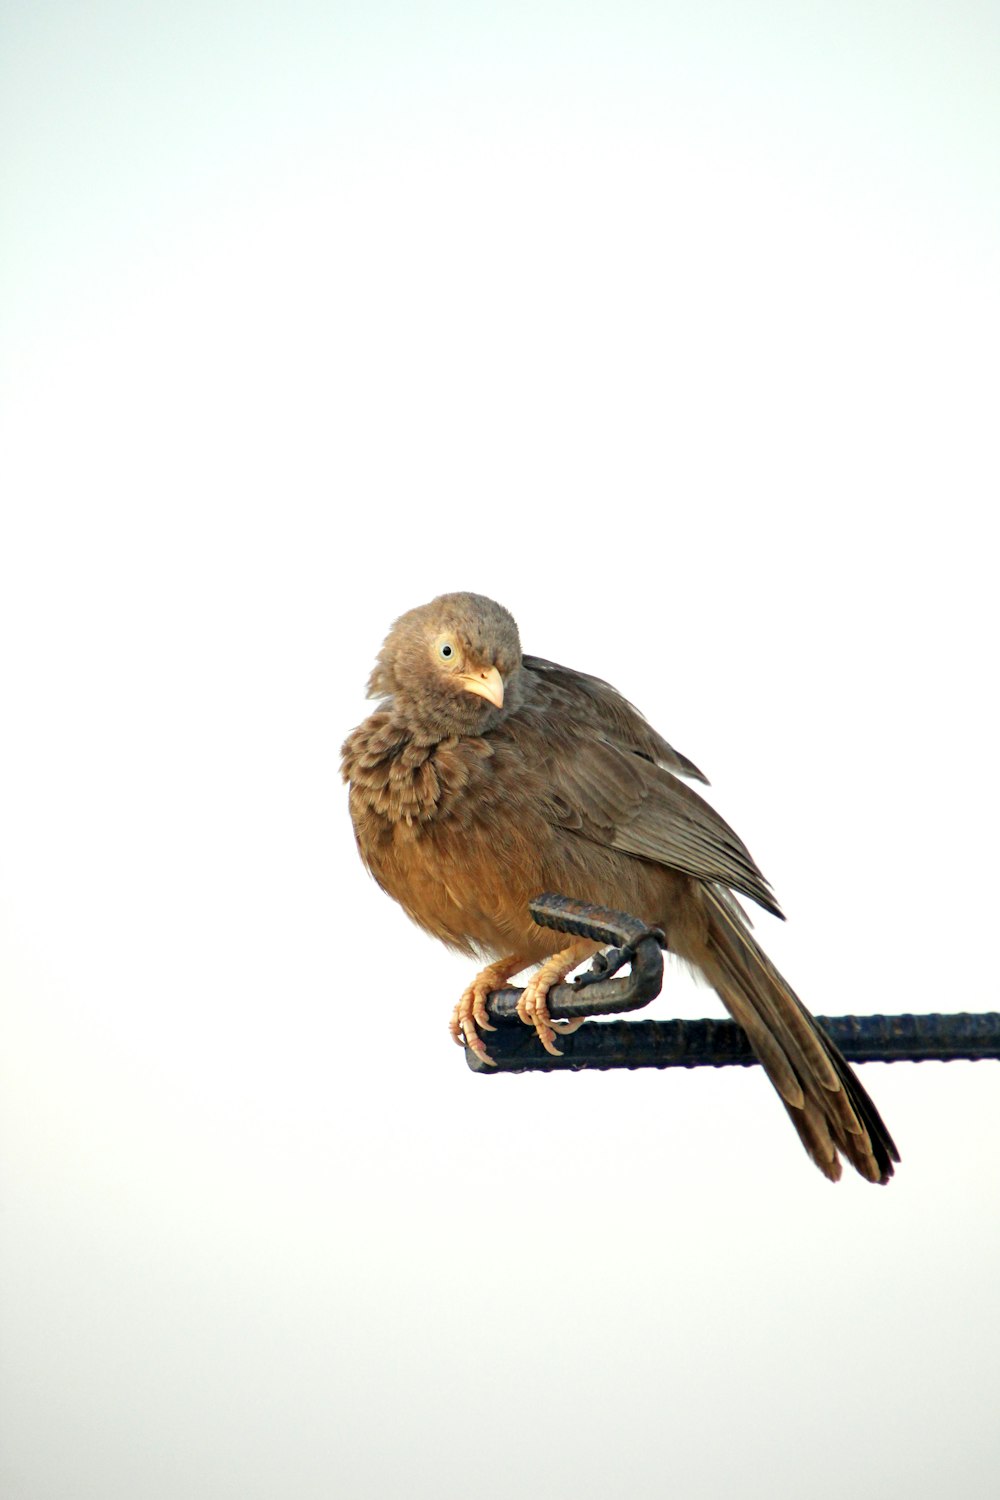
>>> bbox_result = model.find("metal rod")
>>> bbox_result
[465,894,1000,1073]
[466,1011,1000,1074]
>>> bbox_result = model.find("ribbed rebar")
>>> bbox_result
[466,1011,1000,1074]
[464,894,1000,1074]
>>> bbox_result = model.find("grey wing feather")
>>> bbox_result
[522,656,709,783]
[518,692,783,917]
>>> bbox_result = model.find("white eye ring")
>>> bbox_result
[438,642,455,661]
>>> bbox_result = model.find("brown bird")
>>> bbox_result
[342,592,899,1184]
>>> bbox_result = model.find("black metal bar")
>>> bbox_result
[465,893,1000,1074]
[488,893,666,1018]
[466,1012,1000,1074]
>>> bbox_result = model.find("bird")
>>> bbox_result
[341,591,899,1184]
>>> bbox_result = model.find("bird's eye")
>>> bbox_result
[439,642,455,661]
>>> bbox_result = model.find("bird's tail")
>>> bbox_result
[681,888,899,1183]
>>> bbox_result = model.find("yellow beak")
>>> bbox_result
[459,665,504,710]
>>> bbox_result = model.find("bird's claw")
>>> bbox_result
[517,947,594,1055]
[517,979,564,1056]
[517,984,586,1056]
[450,983,497,1067]
[452,943,596,1061]
[451,955,533,1068]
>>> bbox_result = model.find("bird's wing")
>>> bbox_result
[512,688,782,916]
[521,655,709,783]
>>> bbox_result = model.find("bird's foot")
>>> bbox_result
[517,939,601,1056]
[450,953,530,1067]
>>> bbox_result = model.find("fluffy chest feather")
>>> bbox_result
[341,713,551,957]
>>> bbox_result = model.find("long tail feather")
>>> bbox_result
[682,888,899,1184]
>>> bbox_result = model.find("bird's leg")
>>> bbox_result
[450,953,532,1067]
[518,938,603,1056]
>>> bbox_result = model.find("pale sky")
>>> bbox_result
[2,4,999,1498]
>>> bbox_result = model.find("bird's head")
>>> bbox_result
[367,592,523,735]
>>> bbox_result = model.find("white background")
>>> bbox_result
[2,4,998,1497]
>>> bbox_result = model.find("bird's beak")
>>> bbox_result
[459,665,504,710]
